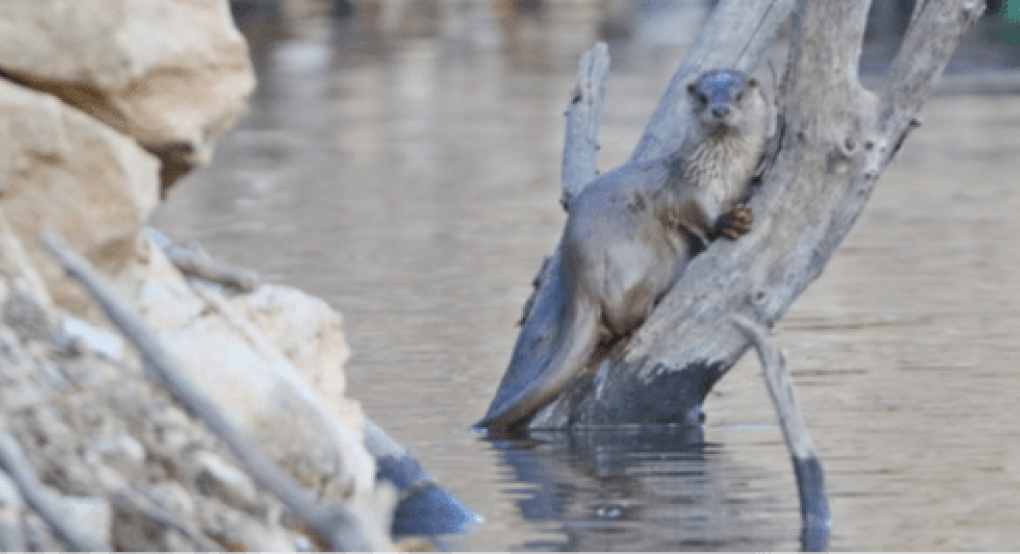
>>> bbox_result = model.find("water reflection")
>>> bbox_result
[487,426,810,551]
[156,1,1020,550]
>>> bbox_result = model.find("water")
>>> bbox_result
[154,2,1020,550]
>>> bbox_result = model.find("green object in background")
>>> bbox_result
[998,0,1020,45]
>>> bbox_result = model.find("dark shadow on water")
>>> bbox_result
[484,425,810,552]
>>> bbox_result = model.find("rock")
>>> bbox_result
[63,496,113,546]
[0,469,26,552]
[192,451,258,510]
[0,0,256,192]
[88,434,147,476]
[0,78,160,315]
[145,480,196,522]
[60,317,125,361]
[233,284,355,419]
[0,206,51,309]
[120,240,376,500]
[234,520,297,552]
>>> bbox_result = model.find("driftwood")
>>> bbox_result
[525,0,983,428]
[42,230,392,552]
[560,42,610,209]
[363,417,482,536]
[732,316,829,550]
[146,227,259,292]
[0,430,109,552]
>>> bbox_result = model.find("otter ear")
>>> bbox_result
[748,77,759,88]
[687,82,698,95]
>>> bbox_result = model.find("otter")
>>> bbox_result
[475,69,769,432]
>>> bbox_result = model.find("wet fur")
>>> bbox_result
[475,70,768,431]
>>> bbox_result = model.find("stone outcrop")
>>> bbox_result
[0,1,402,550]
[120,234,375,500]
[0,0,256,192]
[0,78,159,314]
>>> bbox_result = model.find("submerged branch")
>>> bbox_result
[731,315,830,549]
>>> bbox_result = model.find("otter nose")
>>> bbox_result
[711,105,730,119]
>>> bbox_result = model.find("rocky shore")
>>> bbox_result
[0,0,415,550]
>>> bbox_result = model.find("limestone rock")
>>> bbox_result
[64,496,113,547]
[121,237,375,499]
[192,451,258,510]
[232,284,354,417]
[0,78,159,314]
[0,470,26,552]
[0,0,256,191]
[87,434,147,476]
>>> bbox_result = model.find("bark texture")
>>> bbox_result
[530,0,983,428]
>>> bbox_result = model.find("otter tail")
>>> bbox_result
[474,259,600,432]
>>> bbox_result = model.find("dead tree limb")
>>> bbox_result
[0,430,109,552]
[146,227,259,292]
[42,229,392,552]
[531,0,983,428]
[518,42,611,328]
[561,42,610,208]
[732,316,829,550]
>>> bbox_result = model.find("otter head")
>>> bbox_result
[686,69,758,134]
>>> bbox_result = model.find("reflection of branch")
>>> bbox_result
[731,316,830,546]
[42,229,391,552]
[0,431,109,552]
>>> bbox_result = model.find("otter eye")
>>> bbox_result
[698,93,708,104]
[735,92,743,102]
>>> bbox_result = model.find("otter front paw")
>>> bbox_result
[715,204,753,240]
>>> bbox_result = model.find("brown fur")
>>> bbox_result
[476,70,768,431]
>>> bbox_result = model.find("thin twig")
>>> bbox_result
[0,430,109,552]
[731,315,831,548]
[42,229,390,552]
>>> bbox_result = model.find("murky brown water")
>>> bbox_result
[154,2,1020,550]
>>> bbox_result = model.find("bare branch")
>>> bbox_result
[561,42,610,209]
[41,229,392,552]
[630,0,797,163]
[881,0,985,161]
[731,315,830,544]
[0,430,109,552]
[146,228,259,292]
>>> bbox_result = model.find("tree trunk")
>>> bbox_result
[529,0,984,429]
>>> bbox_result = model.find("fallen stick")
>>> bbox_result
[731,315,830,551]
[42,229,390,552]
[364,417,481,536]
[0,430,109,552]
[146,227,259,292]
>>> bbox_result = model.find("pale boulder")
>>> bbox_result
[0,0,256,190]
[0,78,159,314]
[120,235,375,500]
[232,284,353,411]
